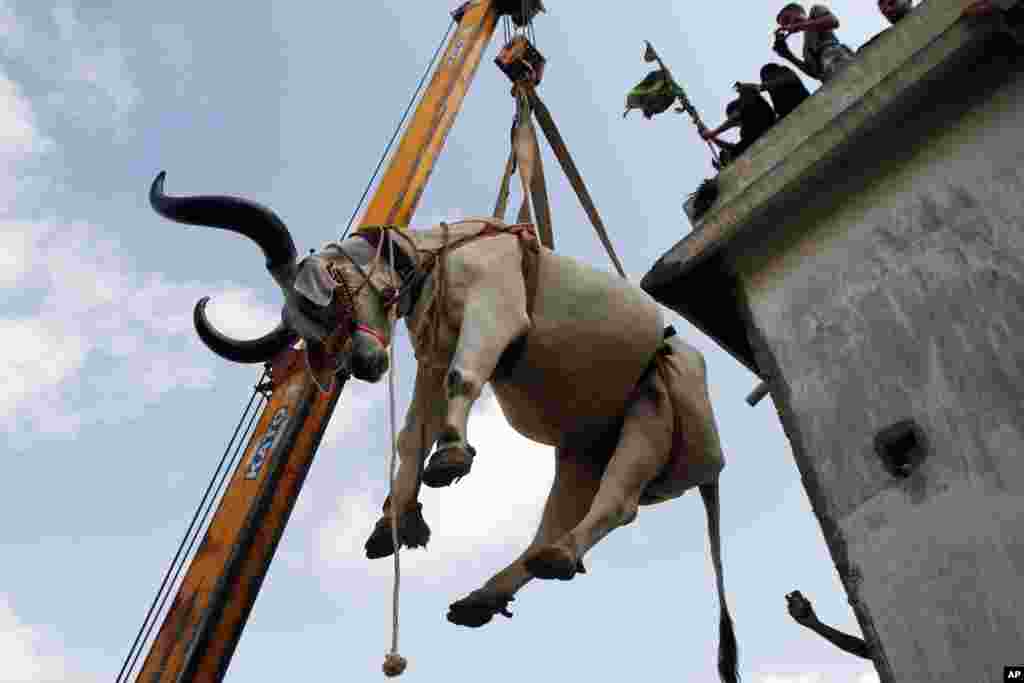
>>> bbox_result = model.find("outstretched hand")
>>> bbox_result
[773,33,791,54]
[786,590,818,627]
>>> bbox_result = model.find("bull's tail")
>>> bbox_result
[699,481,739,683]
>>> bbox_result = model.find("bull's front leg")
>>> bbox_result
[422,281,530,488]
[365,364,446,559]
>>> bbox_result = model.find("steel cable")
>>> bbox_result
[115,370,268,682]
[341,19,455,241]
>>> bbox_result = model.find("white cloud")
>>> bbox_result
[0,73,50,162]
[319,377,380,449]
[753,673,879,683]
[0,73,53,206]
[0,32,276,450]
[313,393,554,584]
[0,2,139,134]
[0,217,279,449]
[0,594,67,683]
[0,220,45,288]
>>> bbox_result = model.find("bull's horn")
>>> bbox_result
[150,171,300,363]
[194,297,298,364]
[149,171,297,272]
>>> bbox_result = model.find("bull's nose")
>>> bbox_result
[351,350,389,383]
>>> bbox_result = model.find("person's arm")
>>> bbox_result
[700,112,742,139]
[772,37,816,79]
[807,620,873,659]
[735,81,764,92]
[786,591,872,660]
[707,137,739,153]
[785,8,840,33]
[962,0,997,17]
[700,124,739,152]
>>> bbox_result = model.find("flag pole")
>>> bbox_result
[642,40,719,163]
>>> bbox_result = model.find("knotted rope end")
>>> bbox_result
[382,653,407,677]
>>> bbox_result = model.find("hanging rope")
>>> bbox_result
[116,369,269,683]
[382,238,408,678]
[341,18,455,242]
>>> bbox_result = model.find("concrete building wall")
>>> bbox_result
[735,48,1024,682]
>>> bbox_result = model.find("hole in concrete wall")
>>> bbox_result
[874,419,927,478]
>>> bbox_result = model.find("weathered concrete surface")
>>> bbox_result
[741,52,1024,680]
[642,2,1024,681]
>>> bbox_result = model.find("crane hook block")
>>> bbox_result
[496,36,546,86]
[496,0,545,27]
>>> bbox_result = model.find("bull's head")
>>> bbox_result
[149,172,401,382]
[300,235,401,383]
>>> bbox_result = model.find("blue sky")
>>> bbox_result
[0,2,898,681]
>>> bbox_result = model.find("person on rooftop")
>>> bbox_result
[699,83,776,166]
[878,0,914,24]
[877,0,1022,43]
[880,0,1018,26]
[860,0,914,52]
[773,3,856,83]
[759,63,810,119]
[735,63,809,120]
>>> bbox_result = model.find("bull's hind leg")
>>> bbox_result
[447,451,602,627]
[422,280,530,488]
[525,370,673,580]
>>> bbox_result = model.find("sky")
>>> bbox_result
[0,2,901,682]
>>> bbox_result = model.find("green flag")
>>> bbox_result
[624,69,678,119]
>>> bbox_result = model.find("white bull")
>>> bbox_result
[148,176,737,683]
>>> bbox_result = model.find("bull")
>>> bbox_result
[150,172,738,683]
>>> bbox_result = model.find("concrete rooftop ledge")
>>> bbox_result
[641,0,1010,373]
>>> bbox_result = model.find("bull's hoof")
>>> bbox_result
[447,589,515,628]
[524,543,579,581]
[422,443,475,488]
[364,502,431,559]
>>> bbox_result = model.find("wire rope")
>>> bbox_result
[115,370,268,682]
[340,19,455,242]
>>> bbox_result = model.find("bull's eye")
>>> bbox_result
[325,261,345,286]
[380,286,398,303]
